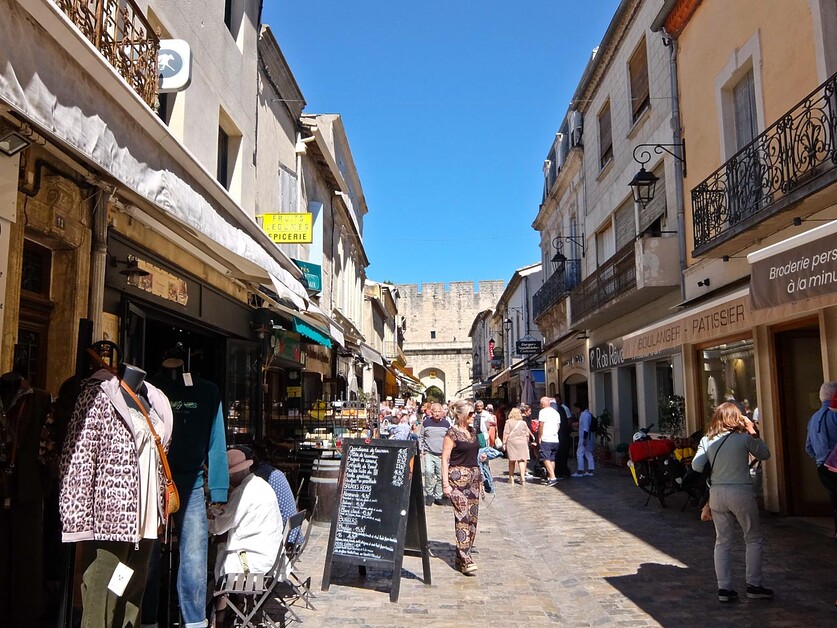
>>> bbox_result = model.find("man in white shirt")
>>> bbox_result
[209,449,283,579]
[474,400,491,446]
[537,397,562,486]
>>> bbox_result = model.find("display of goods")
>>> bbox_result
[629,438,675,463]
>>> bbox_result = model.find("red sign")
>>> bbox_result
[488,339,495,360]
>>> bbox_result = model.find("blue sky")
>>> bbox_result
[264,1,621,286]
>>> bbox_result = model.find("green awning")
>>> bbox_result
[292,317,332,348]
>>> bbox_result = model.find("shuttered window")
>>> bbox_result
[279,168,298,213]
[598,100,613,169]
[640,170,666,232]
[629,39,650,123]
[614,199,635,250]
[732,69,758,152]
[596,223,615,265]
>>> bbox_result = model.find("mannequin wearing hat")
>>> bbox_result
[0,370,52,627]
[209,449,282,580]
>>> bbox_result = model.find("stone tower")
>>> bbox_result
[397,281,505,400]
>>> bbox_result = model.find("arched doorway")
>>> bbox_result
[419,367,446,398]
[424,385,445,403]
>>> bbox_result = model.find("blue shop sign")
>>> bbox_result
[293,259,322,293]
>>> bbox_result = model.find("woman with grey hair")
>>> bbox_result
[441,399,484,575]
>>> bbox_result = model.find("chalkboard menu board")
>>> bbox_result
[321,438,430,602]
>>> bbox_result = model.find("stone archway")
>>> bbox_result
[419,367,445,397]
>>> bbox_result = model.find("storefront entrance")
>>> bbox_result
[775,324,827,516]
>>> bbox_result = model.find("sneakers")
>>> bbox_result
[546,478,560,486]
[584,472,594,477]
[718,589,739,602]
[459,563,478,576]
[746,585,774,599]
[434,498,445,506]
[570,472,586,478]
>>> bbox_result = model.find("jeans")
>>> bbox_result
[478,446,502,493]
[709,484,763,590]
[142,484,208,628]
[577,437,595,472]
[423,452,443,499]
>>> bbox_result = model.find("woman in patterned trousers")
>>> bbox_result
[441,399,485,575]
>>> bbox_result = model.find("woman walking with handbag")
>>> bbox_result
[692,402,772,603]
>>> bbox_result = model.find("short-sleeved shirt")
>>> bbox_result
[446,426,480,468]
[253,462,301,542]
[538,406,561,443]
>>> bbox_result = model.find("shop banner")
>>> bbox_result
[259,212,313,243]
[750,233,837,310]
[272,330,302,363]
[622,293,751,359]
[293,258,322,292]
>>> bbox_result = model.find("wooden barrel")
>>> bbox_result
[309,456,341,526]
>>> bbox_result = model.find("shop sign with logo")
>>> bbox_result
[272,330,302,363]
[293,258,322,292]
[158,40,192,93]
[127,258,189,306]
[258,213,313,243]
[750,231,837,310]
[589,341,630,372]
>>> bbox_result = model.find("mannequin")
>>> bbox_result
[0,371,52,627]
[142,353,229,628]
[59,364,173,628]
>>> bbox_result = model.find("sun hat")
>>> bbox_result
[227,448,253,474]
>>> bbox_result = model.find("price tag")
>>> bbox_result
[107,562,134,597]
[182,373,193,387]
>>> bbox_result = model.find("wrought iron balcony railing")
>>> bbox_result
[532,260,581,320]
[692,72,837,253]
[56,0,160,107]
[570,244,636,323]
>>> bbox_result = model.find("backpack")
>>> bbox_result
[588,413,599,435]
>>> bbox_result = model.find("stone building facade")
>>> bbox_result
[397,281,504,400]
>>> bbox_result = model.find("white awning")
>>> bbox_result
[360,343,384,366]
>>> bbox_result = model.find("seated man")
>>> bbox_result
[209,449,283,579]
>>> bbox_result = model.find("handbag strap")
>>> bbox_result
[119,379,174,486]
[707,431,731,485]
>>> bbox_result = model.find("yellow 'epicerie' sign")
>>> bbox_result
[258,212,313,243]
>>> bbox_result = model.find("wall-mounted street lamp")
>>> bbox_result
[629,142,687,208]
[551,235,586,270]
[110,256,150,278]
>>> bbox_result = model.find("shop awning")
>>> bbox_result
[392,362,422,385]
[493,367,511,386]
[293,317,332,348]
[360,343,384,366]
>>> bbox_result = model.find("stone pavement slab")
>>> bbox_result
[288,463,836,627]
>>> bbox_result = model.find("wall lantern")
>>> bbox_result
[629,142,687,208]
[551,235,586,271]
[0,129,30,157]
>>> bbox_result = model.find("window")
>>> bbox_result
[698,339,757,425]
[217,127,229,189]
[614,198,635,251]
[279,168,298,213]
[629,39,650,123]
[596,223,615,265]
[732,69,758,152]
[598,100,613,169]
[430,331,436,339]
[21,240,51,296]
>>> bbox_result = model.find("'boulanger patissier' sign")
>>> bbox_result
[750,230,837,310]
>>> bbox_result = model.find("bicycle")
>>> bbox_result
[627,424,679,508]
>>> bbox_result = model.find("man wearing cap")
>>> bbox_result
[209,449,283,579]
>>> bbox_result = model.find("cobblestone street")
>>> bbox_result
[292,462,836,627]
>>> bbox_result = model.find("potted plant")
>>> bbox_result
[658,394,685,437]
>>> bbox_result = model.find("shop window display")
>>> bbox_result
[699,339,757,425]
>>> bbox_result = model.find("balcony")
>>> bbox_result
[570,236,679,328]
[532,260,581,321]
[692,72,837,256]
[56,0,160,107]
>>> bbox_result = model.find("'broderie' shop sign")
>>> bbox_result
[750,232,837,310]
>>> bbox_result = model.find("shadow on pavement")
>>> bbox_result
[551,466,837,625]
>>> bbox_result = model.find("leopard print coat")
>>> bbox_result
[59,371,172,543]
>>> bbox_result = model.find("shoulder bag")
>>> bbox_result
[700,431,731,522]
[120,380,180,516]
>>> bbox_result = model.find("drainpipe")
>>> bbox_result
[665,30,688,302]
[88,189,110,341]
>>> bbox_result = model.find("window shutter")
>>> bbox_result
[615,199,635,250]
[629,40,650,121]
[279,169,298,213]
[733,69,757,151]
[598,102,612,167]
[639,170,666,231]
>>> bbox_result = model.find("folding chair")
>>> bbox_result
[212,518,298,627]
[278,511,317,610]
